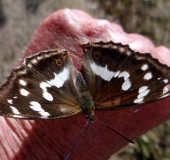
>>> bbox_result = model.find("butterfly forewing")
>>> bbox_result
[0,50,81,119]
[83,41,170,110]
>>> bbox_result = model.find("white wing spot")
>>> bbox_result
[114,70,120,78]
[37,55,44,60]
[100,65,115,81]
[40,82,53,101]
[7,99,13,104]
[91,63,115,81]
[122,79,131,91]
[43,92,53,101]
[19,79,27,86]
[48,67,69,88]
[10,106,20,114]
[134,86,150,103]
[163,86,169,94]
[27,63,33,68]
[144,72,152,80]
[119,71,131,91]
[20,89,30,96]
[125,50,131,56]
[18,69,27,75]
[44,54,52,58]
[30,101,50,118]
[138,89,150,98]
[91,63,103,75]
[30,101,42,110]
[163,79,168,84]
[134,97,144,103]
[112,45,118,50]
[119,47,125,53]
[158,87,170,99]
[118,71,130,80]
[159,94,170,99]
[90,63,132,91]
[139,86,148,93]
[40,82,51,91]
[141,64,148,71]
[40,112,51,118]
[30,58,38,64]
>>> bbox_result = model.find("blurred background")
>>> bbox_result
[0,0,170,159]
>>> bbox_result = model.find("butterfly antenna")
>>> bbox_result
[94,117,134,144]
[65,119,90,160]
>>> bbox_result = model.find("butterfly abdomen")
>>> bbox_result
[76,71,95,121]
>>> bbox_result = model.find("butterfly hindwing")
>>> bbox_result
[0,50,81,119]
[83,41,170,110]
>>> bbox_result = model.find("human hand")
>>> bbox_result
[1,9,170,160]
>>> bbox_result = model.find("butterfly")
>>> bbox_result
[0,41,170,121]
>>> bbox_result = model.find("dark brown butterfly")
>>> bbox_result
[0,41,170,122]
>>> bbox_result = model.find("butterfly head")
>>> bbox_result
[84,110,95,122]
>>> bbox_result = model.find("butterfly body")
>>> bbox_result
[75,71,95,121]
[0,41,170,120]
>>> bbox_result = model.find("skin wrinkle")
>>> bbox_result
[2,118,36,160]
[23,129,46,160]
[6,119,20,150]
[36,125,61,153]
[20,120,35,133]
[0,120,9,160]
[0,9,170,160]
[0,147,8,160]
[1,118,15,159]
[39,131,60,154]
[5,119,26,140]
[80,122,116,159]
[5,119,27,159]
[25,120,68,160]
[31,127,55,159]
[16,140,38,160]
[19,143,39,160]
[7,122,27,159]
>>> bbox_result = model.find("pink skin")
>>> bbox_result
[0,9,170,160]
